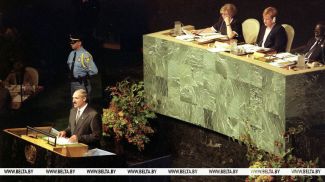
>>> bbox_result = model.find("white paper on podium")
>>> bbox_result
[45,136,78,145]
[50,128,59,135]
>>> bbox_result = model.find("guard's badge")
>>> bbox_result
[80,53,90,68]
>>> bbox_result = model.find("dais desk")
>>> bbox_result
[143,28,325,154]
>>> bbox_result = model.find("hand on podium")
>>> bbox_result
[58,131,66,138]
[69,135,78,143]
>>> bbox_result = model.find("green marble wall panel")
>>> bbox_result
[143,34,325,154]
[285,72,325,125]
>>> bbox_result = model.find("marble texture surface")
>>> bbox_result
[143,33,325,154]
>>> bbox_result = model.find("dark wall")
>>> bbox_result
[91,0,325,51]
[142,0,325,47]
[0,0,324,80]
[1,0,324,48]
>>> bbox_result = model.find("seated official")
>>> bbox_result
[5,61,34,86]
[256,7,287,53]
[58,89,101,148]
[194,3,242,41]
[293,22,325,64]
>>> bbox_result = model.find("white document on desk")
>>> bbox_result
[46,136,78,145]
[269,59,297,68]
[175,34,195,41]
[207,47,228,52]
[237,44,266,53]
[275,52,297,59]
[198,33,227,40]
[199,32,224,37]
[207,42,230,52]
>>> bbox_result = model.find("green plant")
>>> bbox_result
[241,123,321,182]
[102,80,156,151]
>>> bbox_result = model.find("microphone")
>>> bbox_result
[321,43,325,64]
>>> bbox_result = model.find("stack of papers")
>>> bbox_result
[269,60,296,68]
[237,44,271,53]
[175,28,198,41]
[182,29,195,36]
[175,34,196,41]
[175,31,228,44]
[199,33,228,39]
[269,53,298,67]
[207,42,230,52]
[196,33,228,44]
[275,53,298,61]
[207,47,228,52]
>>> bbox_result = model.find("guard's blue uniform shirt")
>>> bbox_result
[67,47,98,78]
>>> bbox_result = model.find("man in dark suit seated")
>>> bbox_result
[256,7,287,53]
[293,22,325,64]
[58,89,101,148]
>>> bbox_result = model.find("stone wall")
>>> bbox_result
[155,114,249,182]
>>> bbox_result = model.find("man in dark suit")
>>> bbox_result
[256,7,287,53]
[295,22,325,64]
[58,89,101,147]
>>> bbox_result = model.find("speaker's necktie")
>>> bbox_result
[75,109,81,125]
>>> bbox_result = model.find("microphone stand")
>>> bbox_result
[321,43,325,64]
[19,76,23,104]
[20,84,23,103]
[17,72,23,104]
[15,72,23,103]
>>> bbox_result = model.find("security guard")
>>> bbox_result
[67,33,98,99]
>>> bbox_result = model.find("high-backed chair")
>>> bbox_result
[24,67,39,86]
[282,24,295,52]
[242,18,260,44]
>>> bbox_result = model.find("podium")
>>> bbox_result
[1,126,171,182]
[4,126,89,158]
[2,126,124,169]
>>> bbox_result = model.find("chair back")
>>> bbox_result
[24,67,39,86]
[242,18,260,44]
[282,24,295,52]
